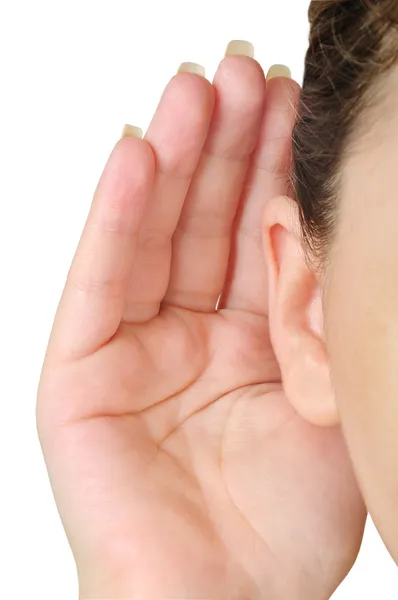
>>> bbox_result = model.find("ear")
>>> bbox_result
[262,195,339,427]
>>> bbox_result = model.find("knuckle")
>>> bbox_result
[71,273,123,299]
[138,229,170,254]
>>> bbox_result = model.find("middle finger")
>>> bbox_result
[163,41,266,313]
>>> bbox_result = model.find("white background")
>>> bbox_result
[1,1,397,598]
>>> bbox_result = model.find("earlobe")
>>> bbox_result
[262,195,339,427]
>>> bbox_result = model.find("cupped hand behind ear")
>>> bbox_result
[37,51,366,600]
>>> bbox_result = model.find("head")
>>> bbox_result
[264,0,398,559]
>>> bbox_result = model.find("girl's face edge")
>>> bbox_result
[324,89,398,560]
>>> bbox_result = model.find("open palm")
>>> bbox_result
[38,53,365,599]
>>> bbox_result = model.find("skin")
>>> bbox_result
[262,66,398,569]
[37,52,366,600]
[324,69,398,562]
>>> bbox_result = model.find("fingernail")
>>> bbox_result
[177,62,206,77]
[121,124,143,139]
[266,64,291,80]
[225,40,254,58]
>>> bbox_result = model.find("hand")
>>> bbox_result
[38,50,366,599]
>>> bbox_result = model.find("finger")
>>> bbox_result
[219,70,300,315]
[163,45,266,312]
[50,136,155,360]
[123,66,215,322]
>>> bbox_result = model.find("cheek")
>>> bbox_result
[324,222,398,558]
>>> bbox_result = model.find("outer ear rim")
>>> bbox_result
[262,195,340,428]
[262,195,302,312]
[262,194,301,239]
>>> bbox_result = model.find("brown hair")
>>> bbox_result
[292,0,398,267]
